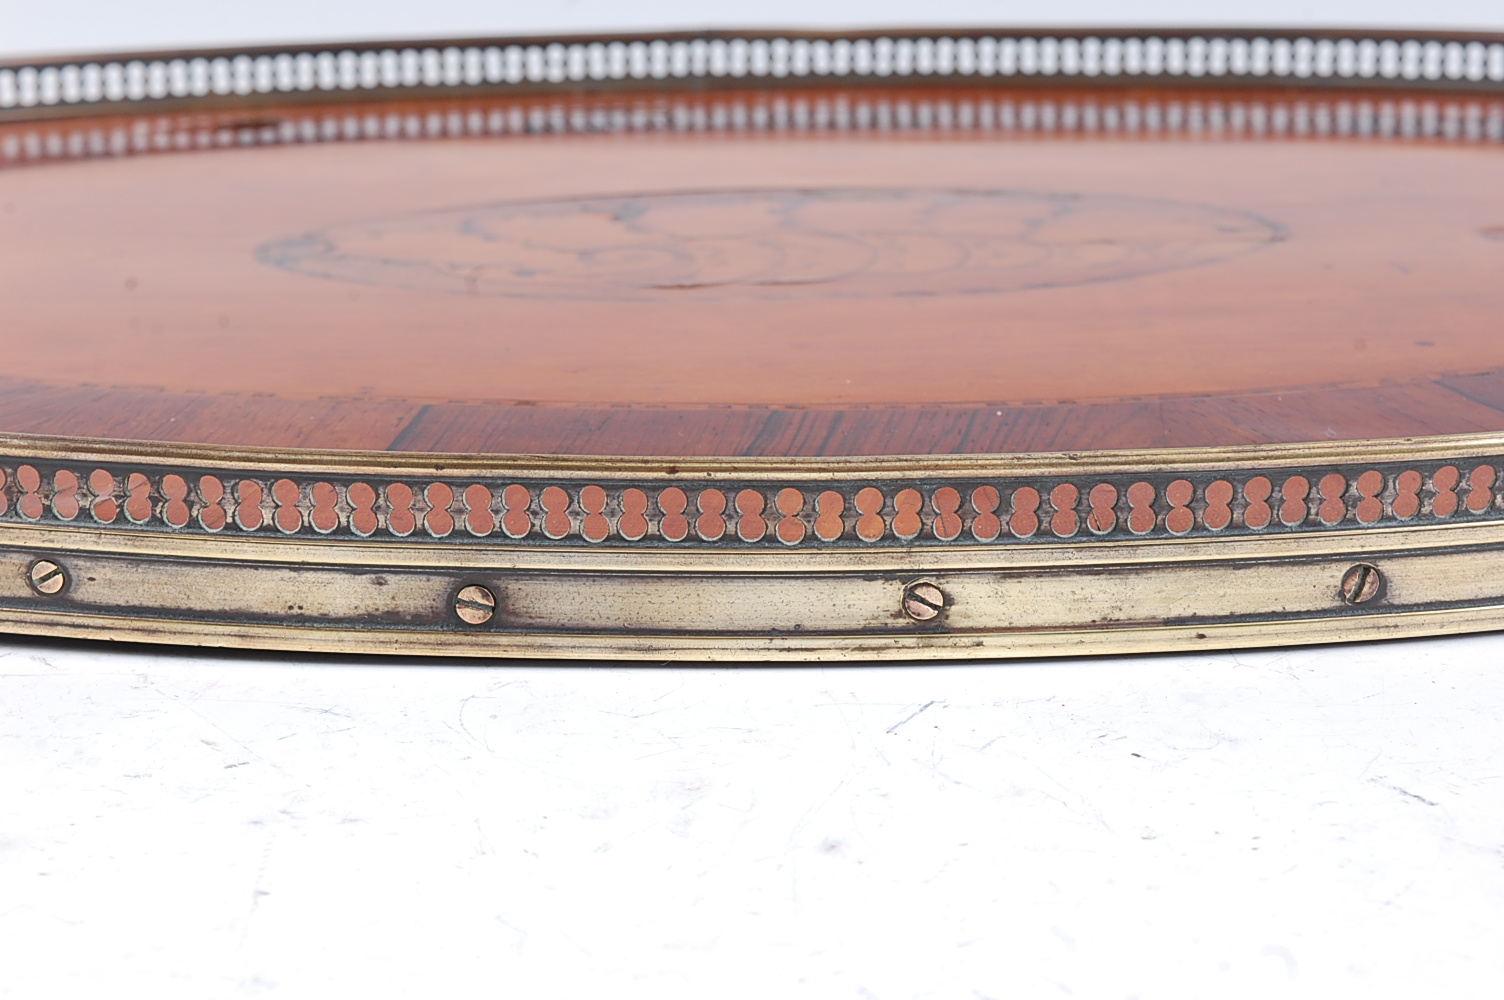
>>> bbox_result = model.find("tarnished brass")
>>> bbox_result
[1,432,1503,660]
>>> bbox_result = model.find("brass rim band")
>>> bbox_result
[3,433,1503,659]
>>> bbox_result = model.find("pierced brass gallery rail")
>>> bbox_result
[1,456,1497,546]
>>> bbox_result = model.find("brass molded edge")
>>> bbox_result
[4,430,1502,479]
[3,510,1503,660]
[3,604,1503,662]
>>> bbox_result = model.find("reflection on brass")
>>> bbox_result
[1340,564,1383,605]
[902,581,946,622]
[25,558,65,596]
[454,585,496,625]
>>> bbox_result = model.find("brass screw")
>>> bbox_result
[454,584,496,625]
[27,559,67,596]
[1340,563,1383,605]
[902,581,946,622]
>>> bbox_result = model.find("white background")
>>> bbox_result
[3,4,1504,999]
[1,0,1503,57]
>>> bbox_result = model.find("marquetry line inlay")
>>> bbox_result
[1,458,1498,546]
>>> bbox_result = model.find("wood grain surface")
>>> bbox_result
[4,88,1504,457]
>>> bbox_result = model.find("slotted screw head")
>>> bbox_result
[454,584,496,625]
[902,581,946,622]
[1340,563,1383,605]
[27,559,67,596]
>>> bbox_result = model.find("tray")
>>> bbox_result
[3,27,1504,659]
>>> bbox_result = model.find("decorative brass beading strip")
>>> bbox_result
[5,28,1504,121]
[1,457,1497,546]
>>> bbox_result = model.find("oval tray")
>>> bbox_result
[4,27,1504,659]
